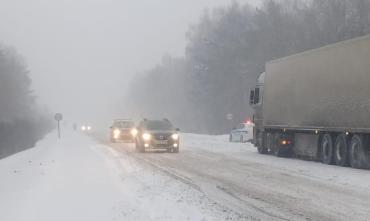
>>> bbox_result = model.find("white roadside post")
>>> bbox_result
[54,113,63,139]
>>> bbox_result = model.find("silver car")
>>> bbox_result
[229,122,253,143]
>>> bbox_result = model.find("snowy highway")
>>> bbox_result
[3,1,370,221]
[1,130,370,221]
[100,133,370,221]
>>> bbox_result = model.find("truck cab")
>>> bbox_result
[249,72,265,147]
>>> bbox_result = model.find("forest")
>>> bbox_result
[123,0,370,134]
[0,46,51,158]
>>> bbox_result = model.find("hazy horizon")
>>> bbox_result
[0,0,258,126]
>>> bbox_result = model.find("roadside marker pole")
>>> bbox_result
[57,120,61,139]
[54,113,63,140]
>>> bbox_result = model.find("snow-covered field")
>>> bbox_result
[1,130,370,221]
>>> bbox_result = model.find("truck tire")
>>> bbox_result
[334,134,349,167]
[349,135,369,169]
[266,133,274,152]
[257,145,268,154]
[321,134,334,165]
[257,132,268,154]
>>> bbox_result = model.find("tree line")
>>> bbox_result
[0,46,52,158]
[123,0,370,134]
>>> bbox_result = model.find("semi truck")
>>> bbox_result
[250,35,370,169]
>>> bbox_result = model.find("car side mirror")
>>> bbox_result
[175,128,180,132]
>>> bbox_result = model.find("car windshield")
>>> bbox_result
[114,121,134,128]
[145,121,173,131]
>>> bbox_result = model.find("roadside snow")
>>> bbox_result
[0,130,244,221]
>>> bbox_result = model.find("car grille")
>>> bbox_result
[153,133,171,140]
[119,129,130,135]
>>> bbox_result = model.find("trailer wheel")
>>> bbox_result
[257,132,268,154]
[349,135,369,169]
[257,144,268,154]
[266,132,274,152]
[321,134,334,165]
[334,134,349,167]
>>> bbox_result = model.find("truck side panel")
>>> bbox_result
[263,35,370,132]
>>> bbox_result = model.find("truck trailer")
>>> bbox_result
[250,35,370,169]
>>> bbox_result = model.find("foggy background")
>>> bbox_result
[1,0,370,137]
[0,0,256,127]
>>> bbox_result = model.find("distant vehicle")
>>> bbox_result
[81,125,92,132]
[110,119,137,143]
[250,35,370,169]
[135,119,180,153]
[229,121,253,143]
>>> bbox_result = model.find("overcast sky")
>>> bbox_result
[0,0,257,126]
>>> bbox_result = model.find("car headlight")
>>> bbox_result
[131,128,138,137]
[87,126,92,131]
[113,129,121,139]
[114,129,121,135]
[142,133,151,141]
[172,134,179,140]
[81,126,86,131]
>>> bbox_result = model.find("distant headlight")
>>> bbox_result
[171,134,179,140]
[81,126,86,131]
[87,126,92,131]
[131,128,138,137]
[142,133,151,141]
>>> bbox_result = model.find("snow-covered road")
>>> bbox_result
[104,133,370,221]
[1,130,370,221]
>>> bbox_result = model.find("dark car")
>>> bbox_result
[135,119,180,153]
[110,119,137,143]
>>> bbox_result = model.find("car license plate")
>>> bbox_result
[155,140,168,145]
